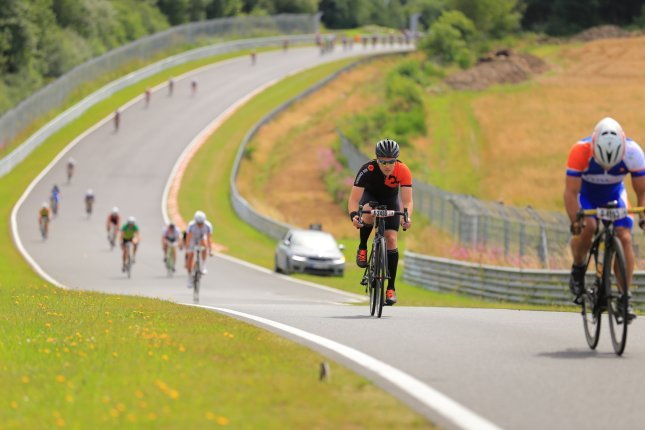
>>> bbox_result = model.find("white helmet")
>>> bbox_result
[86,189,94,196]
[68,157,75,165]
[42,202,49,209]
[194,210,206,224]
[127,216,136,224]
[592,117,626,170]
[111,206,119,214]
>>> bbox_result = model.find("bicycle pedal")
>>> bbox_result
[360,277,368,286]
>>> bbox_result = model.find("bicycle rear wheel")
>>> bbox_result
[582,243,601,349]
[375,238,387,318]
[606,236,628,355]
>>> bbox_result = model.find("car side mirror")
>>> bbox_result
[283,240,290,246]
[338,244,345,251]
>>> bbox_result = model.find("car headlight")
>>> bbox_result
[291,255,307,262]
[333,257,345,264]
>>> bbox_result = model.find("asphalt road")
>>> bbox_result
[13,44,645,430]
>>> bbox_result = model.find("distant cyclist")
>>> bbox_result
[38,202,51,239]
[144,88,151,107]
[113,109,121,132]
[120,216,140,272]
[168,78,174,96]
[84,189,95,217]
[185,211,212,288]
[162,222,182,269]
[565,117,645,320]
[66,158,75,183]
[50,185,61,216]
[106,207,120,248]
[190,78,198,96]
[348,139,413,305]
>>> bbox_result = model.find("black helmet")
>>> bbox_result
[375,138,400,158]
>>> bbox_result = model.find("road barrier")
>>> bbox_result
[404,251,645,310]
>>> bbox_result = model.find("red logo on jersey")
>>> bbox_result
[367,164,374,171]
[384,176,399,188]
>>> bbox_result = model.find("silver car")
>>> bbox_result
[275,229,345,276]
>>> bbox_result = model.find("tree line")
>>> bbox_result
[0,0,643,115]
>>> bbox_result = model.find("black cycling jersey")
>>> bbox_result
[353,160,413,199]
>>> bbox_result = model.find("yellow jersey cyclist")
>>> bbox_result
[120,216,141,272]
[565,117,645,320]
[185,211,213,289]
[348,138,413,305]
[38,202,51,238]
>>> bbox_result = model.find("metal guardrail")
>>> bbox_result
[0,14,316,151]
[230,49,413,240]
[404,251,645,309]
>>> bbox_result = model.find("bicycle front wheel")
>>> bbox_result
[368,246,377,316]
[582,243,601,349]
[193,260,201,303]
[606,236,628,355]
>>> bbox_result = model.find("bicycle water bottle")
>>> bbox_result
[597,241,605,276]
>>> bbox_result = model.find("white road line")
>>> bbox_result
[187,304,503,430]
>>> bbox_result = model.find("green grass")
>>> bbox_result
[178,56,576,313]
[0,52,433,428]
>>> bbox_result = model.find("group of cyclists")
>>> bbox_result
[38,157,213,286]
[106,208,212,286]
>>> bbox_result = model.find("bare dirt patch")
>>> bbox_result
[445,49,549,91]
[571,25,633,42]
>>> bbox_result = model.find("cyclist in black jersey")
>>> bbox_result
[348,138,414,305]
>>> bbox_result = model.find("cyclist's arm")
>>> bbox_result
[401,186,413,216]
[348,186,365,226]
[185,232,193,249]
[564,175,582,222]
[348,186,364,212]
[206,233,213,254]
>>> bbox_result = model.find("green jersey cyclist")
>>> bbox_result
[348,138,413,305]
[120,216,141,272]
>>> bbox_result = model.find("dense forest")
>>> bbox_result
[0,0,643,114]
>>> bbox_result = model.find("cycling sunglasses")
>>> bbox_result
[377,159,397,165]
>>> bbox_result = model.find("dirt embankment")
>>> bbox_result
[445,49,549,91]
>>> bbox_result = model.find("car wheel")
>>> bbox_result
[274,256,282,273]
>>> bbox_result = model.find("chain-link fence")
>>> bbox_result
[339,131,645,268]
[0,14,317,151]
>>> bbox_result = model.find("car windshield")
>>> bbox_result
[292,232,337,249]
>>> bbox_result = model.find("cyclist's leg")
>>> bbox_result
[614,226,634,293]
[356,193,376,267]
[162,239,168,261]
[571,194,596,264]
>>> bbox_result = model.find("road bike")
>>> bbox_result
[107,226,117,250]
[577,202,643,355]
[39,217,48,240]
[50,195,59,216]
[191,245,206,303]
[123,241,134,279]
[358,202,408,318]
[165,243,178,277]
[85,198,94,218]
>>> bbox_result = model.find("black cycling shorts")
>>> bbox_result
[359,190,401,231]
